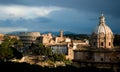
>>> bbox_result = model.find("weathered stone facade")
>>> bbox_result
[74,49,120,62]
[18,32,40,46]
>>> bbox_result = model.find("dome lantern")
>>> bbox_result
[99,13,105,25]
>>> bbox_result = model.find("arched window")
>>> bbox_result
[109,42,111,46]
[101,58,103,61]
[101,42,103,46]
[93,42,96,46]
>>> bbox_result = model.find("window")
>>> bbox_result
[101,42,103,46]
[116,57,119,59]
[101,58,103,61]
[93,42,96,46]
[109,42,111,46]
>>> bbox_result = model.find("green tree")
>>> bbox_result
[30,43,52,56]
[49,53,66,62]
[114,34,120,46]
[37,43,52,55]
[10,47,23,59]
[0,36,23,48]
[0,36,23,61]
[0,47,13,61]
[64,34,89,40]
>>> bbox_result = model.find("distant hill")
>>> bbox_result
[6,31,22,35]
[7,31,89,38]
[6,31,76,36]
[64,34,90,40]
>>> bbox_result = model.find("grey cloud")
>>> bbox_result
[0,0,120,34]
[0,0,119,18]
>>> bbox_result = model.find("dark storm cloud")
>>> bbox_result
[0,17,52,27]
[0,0,120,34]
[0,0,120,18]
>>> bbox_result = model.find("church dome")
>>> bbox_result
[94,23,113,35]
[93,14,113,35]
[90,13,114,48]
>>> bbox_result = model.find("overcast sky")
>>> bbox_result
[0,0,120,34]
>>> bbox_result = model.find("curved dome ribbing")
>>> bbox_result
[94,23,113,35]
[93,14,113,35]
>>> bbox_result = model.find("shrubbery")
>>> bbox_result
[0,36,23,61]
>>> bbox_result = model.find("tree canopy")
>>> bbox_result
[64,34,89,40]
[29,43,52,56]
[114,34,120,46]
[0,36,23,61]
[29,43,66,62]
